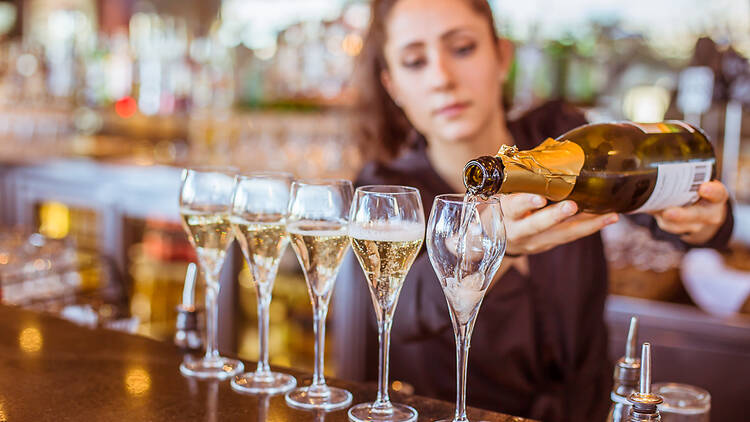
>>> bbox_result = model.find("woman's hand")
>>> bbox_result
[501,194,619,256]
[650,180,729,245]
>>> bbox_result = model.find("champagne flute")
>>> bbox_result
[179,166,244,379]
[285,179,354,410]
[230,172,297,394]
[426,194,506,422]
[348,185,425,422]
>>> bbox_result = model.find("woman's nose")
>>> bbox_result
[426,52,456,91]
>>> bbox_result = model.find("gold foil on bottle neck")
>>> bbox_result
[496,138,585,201]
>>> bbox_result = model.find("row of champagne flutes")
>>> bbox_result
[178,167,506,422]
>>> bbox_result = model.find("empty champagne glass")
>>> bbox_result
[426,194,506,422]
[348,185,425,422]
[230,172,297,394]
[179,166,244,379]
[285,179,354,410]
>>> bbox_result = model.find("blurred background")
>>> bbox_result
[0,0,749,419]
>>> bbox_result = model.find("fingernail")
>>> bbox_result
[561,201,577,214]
[533,196,545,207]
[606,214,619,224]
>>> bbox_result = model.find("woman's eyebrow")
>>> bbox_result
[397,40,425,52]
[394,26,476,52]
[440,26,476,40]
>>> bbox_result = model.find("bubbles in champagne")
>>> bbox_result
[180,208,234,281]
[349,223,424,321]
[230,214,288,292]
[287,221,349,300]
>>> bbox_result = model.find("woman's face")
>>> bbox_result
[382,0,510,144]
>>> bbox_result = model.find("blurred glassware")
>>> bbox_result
[653,383,711,422]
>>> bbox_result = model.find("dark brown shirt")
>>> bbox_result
[350,101,734,422]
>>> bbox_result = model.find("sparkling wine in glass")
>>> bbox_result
[348,185,425,422]
[230,172,297,394]
[179,166,244,379]
[426,194,506,422]
[285,179,354,410]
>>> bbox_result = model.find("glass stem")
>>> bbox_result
[454,324,471,422]
[310,304,329,394]
[374,318,394,411]
[204,276,220,360]
[256,293,271,374]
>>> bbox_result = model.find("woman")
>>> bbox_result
[349,0,734,420]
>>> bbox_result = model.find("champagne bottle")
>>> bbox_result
[464,121,716,213]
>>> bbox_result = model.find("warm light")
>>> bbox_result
[341,33,363,57]
[125,367,151,396]
[16,54,38,77]
[38,201,70,239]
[622,85,670,123]
[39,202,70,239]
[392,380,403,391]
[238,265,256,288]
[19,327,42,353]
[0,253,8,265]
[254,42,278,61]
[115,96,137,118]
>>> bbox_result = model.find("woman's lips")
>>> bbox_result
[434,101,470,118]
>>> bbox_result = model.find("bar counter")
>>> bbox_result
[0,305,532,421]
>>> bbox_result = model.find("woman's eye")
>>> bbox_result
[454,43,476,56]
[402,57,426,69]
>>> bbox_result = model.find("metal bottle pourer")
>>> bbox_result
[627,343,664,421]
[615,317,641,388]
[175,262,202,350]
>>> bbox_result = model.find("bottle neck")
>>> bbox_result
[627,410,661,422]
[464,156,504,196]
[465,138,586,198]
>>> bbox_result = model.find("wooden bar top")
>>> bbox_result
[0,305,533,421]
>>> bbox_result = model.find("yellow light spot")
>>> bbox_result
[125,367,151,396]
[33,258,49,271]
[392,380,403,391]
[19,327,42,353]
[238,266,256,288]
[38,201,70,239]
[342,33,363,57]
[0,254,8,265]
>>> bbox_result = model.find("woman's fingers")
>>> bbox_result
[516,212,618,253]
[509,200,578,239]
[697,180,729,204]
[500,193,547,220]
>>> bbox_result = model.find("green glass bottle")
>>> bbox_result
[464,121,716,214]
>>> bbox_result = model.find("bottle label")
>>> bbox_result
[632,161,712,213]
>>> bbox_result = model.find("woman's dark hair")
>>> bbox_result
[355,0,500,161]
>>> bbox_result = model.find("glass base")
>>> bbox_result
[285,385,353,411]
[348,402,417,422]
[231,370,297,394]
[179,357,244,380]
